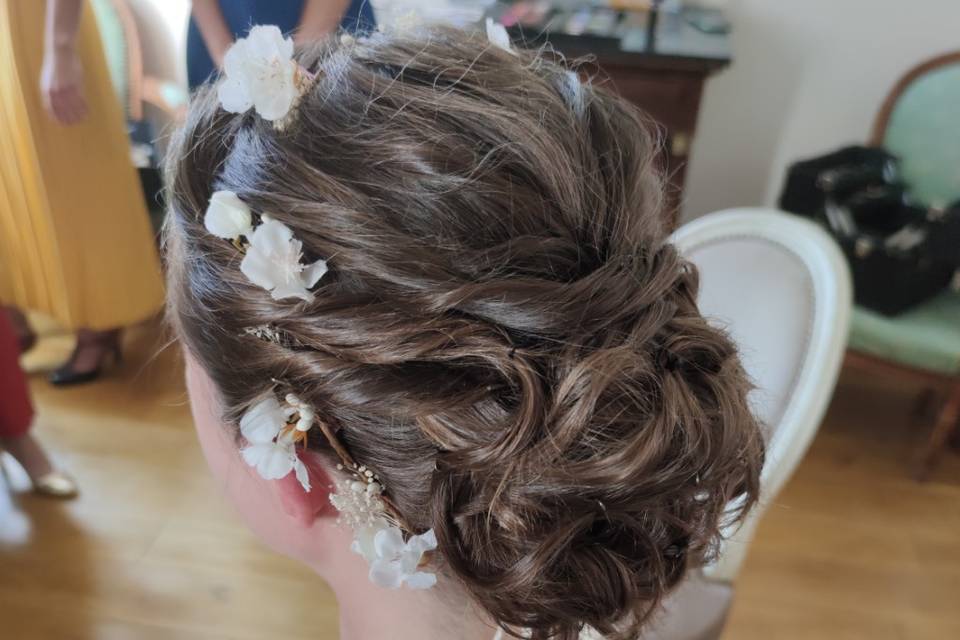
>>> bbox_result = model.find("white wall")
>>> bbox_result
[130,0,189,86]
[682,0,960,220]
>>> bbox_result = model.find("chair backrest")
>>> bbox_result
[670,208,852,582]
[871,51,960,208]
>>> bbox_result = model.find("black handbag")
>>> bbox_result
[780,147,957,316]
[779,145,899,218]
[831,217,955,315]
[926,200,960,267]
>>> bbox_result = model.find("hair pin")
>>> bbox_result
[241,324,284,344]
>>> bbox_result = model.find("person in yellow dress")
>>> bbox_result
[0,0,163,385]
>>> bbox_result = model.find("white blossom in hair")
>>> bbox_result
[485,18,515,55]
[331,469,438,589]
[203,191,329,301]
[204,190,253,240]
[217,25,312,125]
[239,394,315,492]
[240,219,328,302]
[239,391,439,589]
[366,526,438,589]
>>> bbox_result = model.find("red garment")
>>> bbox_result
[0,310,33,438]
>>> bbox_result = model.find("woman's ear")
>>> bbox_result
[274,450,336,527]
[186,353,336,555]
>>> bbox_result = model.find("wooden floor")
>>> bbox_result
[1,318,958,640]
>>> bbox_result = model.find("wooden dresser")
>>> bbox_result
[500,6,732,224]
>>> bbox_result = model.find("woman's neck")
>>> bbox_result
[309,527,497,640]
[335,583,495,640]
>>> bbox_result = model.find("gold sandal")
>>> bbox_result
[32,471,79,499]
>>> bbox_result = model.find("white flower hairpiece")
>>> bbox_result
[365,525,438,589]
[486,18,515,55]
[238,389,439,590]
[204,190,253,238]
[217,25,315,128]
[204,190,328,302]
[242,219,328,302]
[239,393,315,492]
[330,470,438,590]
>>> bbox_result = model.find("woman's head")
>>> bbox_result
[164,26,764,640]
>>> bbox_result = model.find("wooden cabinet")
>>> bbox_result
[599,55,727,223]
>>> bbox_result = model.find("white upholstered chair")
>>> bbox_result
[642,208,852,639]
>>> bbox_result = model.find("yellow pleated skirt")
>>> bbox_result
[0,1,163,331]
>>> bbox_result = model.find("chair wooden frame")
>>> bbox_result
[846,50,960,480]
[104,0,182,121]
[870,51,960,145]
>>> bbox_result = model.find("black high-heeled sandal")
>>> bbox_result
[49,329,123,386]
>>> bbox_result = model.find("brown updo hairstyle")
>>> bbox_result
[163,26,764,640]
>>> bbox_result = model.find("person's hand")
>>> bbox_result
[40,45,88,125]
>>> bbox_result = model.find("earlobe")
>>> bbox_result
[275,450,335,527]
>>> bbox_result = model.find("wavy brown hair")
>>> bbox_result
[163,27,765,640]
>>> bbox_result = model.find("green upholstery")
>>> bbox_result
[883,62,960,207]
[90,0,129,114]
[850,290,960,375]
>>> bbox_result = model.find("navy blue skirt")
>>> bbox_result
[187,0,376,89]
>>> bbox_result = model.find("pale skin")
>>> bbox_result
[191,0,352,68]
[184,353,499,640]
[0,433,53,482]
[41,0,87,125]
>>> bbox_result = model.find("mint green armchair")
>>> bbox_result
[847,51,960,479]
